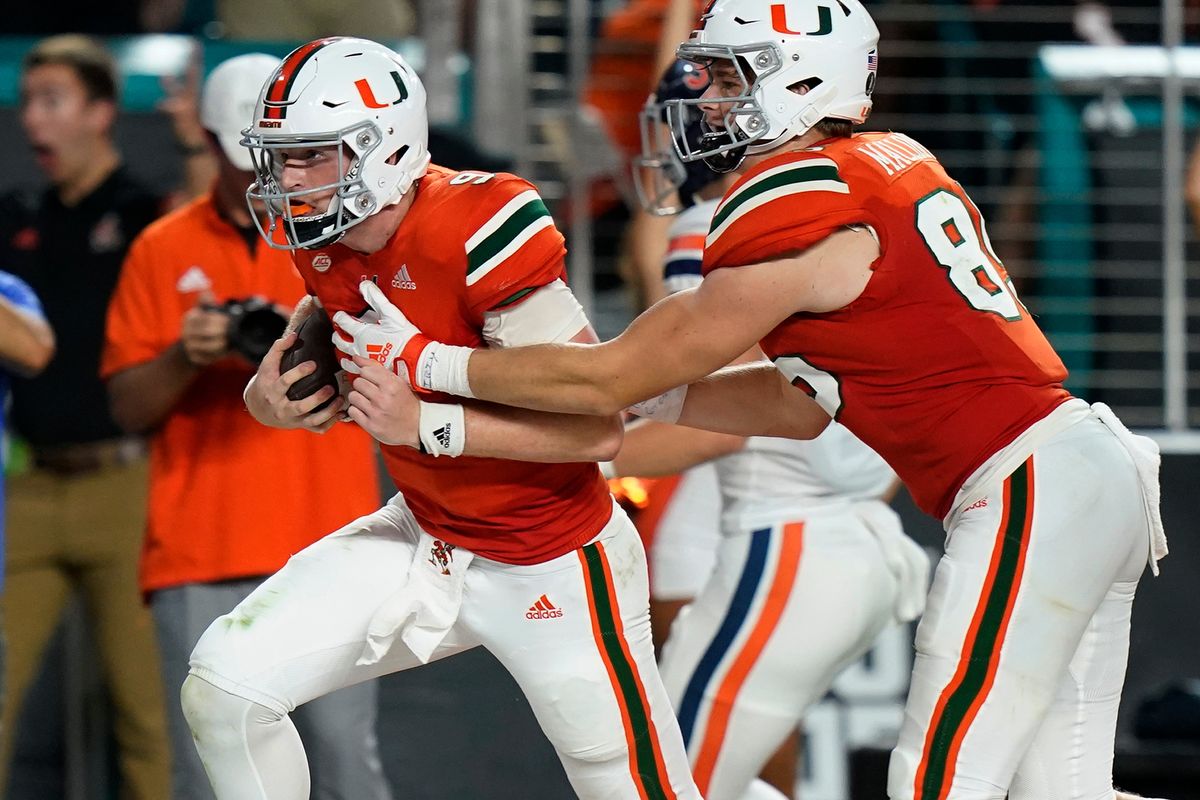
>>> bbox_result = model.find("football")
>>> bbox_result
[279,307,341,409]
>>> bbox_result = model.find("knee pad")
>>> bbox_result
[181,673,285,737]
[536,674,629,764]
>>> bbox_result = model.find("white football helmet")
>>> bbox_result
[671,0,879,171]
[242,37,431,250]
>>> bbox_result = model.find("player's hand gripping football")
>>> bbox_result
[344,355,421,447]
[243,333,346,433]
[332,280,432,387]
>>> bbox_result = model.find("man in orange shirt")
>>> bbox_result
[101,55,392,800]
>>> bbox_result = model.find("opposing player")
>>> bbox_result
[179,38,704,799]
[613,60,930,800]
[336,4,1168,799]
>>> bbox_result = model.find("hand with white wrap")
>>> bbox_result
[331,280,475,398]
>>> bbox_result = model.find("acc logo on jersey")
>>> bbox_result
[312,254,333,272]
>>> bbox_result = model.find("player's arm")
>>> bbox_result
[674,360,831,439]
[0,293,53,378]
[347,315,624,461]
[608,418,744,478]
[450,227,878,417]
[343,279,623,460]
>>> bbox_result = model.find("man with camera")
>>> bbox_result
[101,55,392,800]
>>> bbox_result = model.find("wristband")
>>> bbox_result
[417,401,466,457]
[626,385,688,424]
[414,341,475,398]
[598,460,618,479]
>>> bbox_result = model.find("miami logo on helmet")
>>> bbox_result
[355,70,410,109]
[770,3,834,36]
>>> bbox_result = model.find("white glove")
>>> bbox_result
[332,280,428,380]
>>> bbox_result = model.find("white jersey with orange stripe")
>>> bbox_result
[663,199,717,295]
[716,425,896,532]
[661,202,896,532]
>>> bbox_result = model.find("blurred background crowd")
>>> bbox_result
[0,1,1196,798]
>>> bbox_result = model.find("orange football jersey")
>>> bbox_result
[702,133,1070,519]
[294,165,613,564]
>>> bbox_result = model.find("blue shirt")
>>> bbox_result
[0,270,46,591]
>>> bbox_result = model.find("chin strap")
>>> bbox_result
[699,130,747,173]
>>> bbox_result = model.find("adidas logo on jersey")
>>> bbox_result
[392,264,416,290]
[176,265,212,294]
[526,594,563,620]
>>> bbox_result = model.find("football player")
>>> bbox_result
[179,37,707,799]
[339,3,1168,800]
[612,59,929,800]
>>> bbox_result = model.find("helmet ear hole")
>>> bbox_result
[385,144,409,166]
[788,77,822,95]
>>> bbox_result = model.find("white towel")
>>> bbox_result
[1090,402,1168,575]
[357,532,474,666]
[854,501,930,623]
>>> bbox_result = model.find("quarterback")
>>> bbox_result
[179,37,712,800]
[342,3,1168,800]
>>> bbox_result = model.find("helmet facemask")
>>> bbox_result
[243,120,384,251]
[666,45,783,173]
[633,59,729,215]
[634,94,724,214]
[633,99,689,216]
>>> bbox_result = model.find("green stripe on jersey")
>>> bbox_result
[466,193,553,285]
[710,162,844,232]
[492,285,538,309]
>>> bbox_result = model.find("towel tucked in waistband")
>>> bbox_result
[1090,402,1168,574]
[357,531,475,666]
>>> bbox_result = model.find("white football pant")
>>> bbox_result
[183,496,700,800]
[657,502,922,800]
[888,416,1153,800]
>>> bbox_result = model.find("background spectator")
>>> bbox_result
[0,34,169,799]
[0,270,54,736]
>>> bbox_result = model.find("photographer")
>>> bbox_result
[101,55,391,800]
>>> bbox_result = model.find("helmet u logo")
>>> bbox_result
[354,71,410,108]
[770,4,833,36]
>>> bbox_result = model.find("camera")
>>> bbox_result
[208,298,288,364]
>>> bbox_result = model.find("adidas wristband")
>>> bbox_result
[417,400,466,457]
[415,342,475,398]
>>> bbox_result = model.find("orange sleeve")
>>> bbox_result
[702,158,873,275]
[461,176,568,321]
[101,232,174,379]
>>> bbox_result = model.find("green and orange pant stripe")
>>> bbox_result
[579,541,679,800]
[913,459,1036,800]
